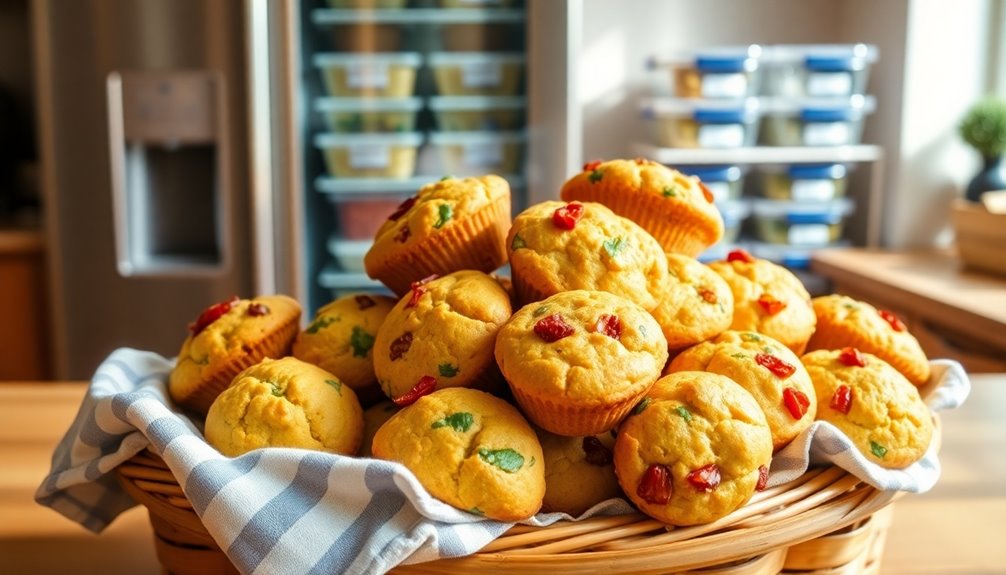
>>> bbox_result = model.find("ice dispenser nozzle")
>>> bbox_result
[107,70,231,277]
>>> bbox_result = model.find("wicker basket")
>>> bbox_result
[115,414,939,575]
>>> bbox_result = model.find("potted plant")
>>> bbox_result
[959,96,1006,202]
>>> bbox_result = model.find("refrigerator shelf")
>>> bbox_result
[632,142,883,165]
[318,262,384,291]
[315,174,526,196]
[311,7,525,26]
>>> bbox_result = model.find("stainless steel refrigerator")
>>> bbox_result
[34,0,580,379]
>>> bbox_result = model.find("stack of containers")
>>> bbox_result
[641,43,878,268]
[751,44,877,268]
[641,45,764,260]
[310,1,528,279]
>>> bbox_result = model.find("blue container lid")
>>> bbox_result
[787,164,847,180]
[679,165,743,183]
[785,211,844,225]
[695,55,754,73]
[695,107,757,123]
[800,107,861,122]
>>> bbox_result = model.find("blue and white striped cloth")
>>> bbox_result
[36,350,968,574]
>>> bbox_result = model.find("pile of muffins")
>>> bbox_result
[167,160,935,526]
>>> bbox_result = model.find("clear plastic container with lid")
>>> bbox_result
[314,132,424,179]
[641,98,761,149]
[429,130,526,176]
[314,97,423,133]
[750,198,854,246]
[327,237,372,273]
[759,163,850,201]
[762,44,878,98]
[649,45,763,99]
[760,95,876,147]
[718,199,752,244]
[313,52,423,98]
[429,96,526,131]
[428,52,525,96]
[677,165,747,203]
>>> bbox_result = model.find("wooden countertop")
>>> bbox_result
[811,248,1006,352]
[2,379,1004,574]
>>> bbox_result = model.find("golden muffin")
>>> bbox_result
[373,270,512,406]
[667,330,817,451]
[205,357,363,457]
[507,200,669,310]
[560,158,724,257]
[650,253,735,353]
[707,249,816,355]
[613,371,773,526]
[537,429,622,517]
[169,294,302,416]
[495,290,668,437]
[292,293,396,407]
[371,387,545,521]
[358,400,398,458]
[807,294,931,386]
[364,175,511,296]
[801,348,934,468]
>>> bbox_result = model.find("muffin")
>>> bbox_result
[204,357,364,457]
[359,400,399,458]
[650,253,735,353]
[373,270,512,406]
[364,175,511,296]
[613,371,773,526]
[169,294,302,416]
[507,200,669,310]
[801,348,934,468]
[708,248,816,355]
[371,387,545,521]
[495,290,668,437]
[559,158,724,257]
[667,330,816,451]
[807,294,931,386]
[292,293,396,406]
[538,429,622,517]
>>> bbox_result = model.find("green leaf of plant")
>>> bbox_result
[434,203,453,229]
[603,236,626,258]
[870,441,888,458]
[306,316,336,334]
[325,379,342,395]
[511,233,526,250]
[676,405,693,422]
[588,169,603,183]
[432,412,474,433]
[438,363,460,377]
[350,326,375,358]
[631,397,651,416]
[662,185,678,197]
[478,447,525,473]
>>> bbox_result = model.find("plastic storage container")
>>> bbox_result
[327,237,372,273]
[326,0,408,8]
[759,163,849,201]
[678,165,746,203]
[315,132,424,178]
[429,96,526,131]
[314,97,423,133]
[428,52,525,96]
[650,45,763,99]
[429,130,525,176]
[326,193,410,241]
[642,98,760,149]
[750,198,854,246]
[762,44,878,98]
[718,199,751,244]
[314,52,423,98]
[760,95,875,147]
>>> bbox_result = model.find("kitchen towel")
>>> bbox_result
[36,349,969,575]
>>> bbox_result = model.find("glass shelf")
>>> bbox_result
[311,8,525,26]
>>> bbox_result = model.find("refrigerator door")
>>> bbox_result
[34,0,257,378]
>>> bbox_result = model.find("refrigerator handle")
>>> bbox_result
[245,0,278,296]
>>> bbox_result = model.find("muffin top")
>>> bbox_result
[809,294,930,386]
[667,330,816,451]
[371,387,545,522]
[507,200,669,310]
[373,270,512,405]
[538,429,622,517]
[170,294,302,392]
[292,293,396,391]
[650,254,735,351]
[802,348,934,469]
[613,371,773,526]
[204,357,363,457]
[495,290,668,404]
[365,175,510,267]
[707,249,816,355]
